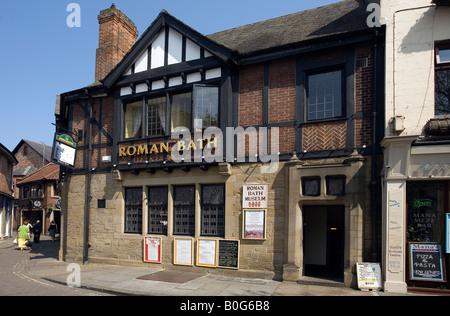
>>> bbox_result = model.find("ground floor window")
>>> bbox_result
[124,184,226,237]
[201,184,225,237]
[173,185,196,236]
[124,188,143,234]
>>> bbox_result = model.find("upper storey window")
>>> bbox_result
[307,70,344,121]
[124,85,219,139]
[435,44,450,117]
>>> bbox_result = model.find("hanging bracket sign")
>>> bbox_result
[51,133,77,169]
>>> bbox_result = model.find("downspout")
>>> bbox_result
[371,28,380,261]
[83,94,93,264]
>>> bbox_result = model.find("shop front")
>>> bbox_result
[382,136,450,293]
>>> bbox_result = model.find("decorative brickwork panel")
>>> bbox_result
[302,121,347,152]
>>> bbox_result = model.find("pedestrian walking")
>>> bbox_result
[33,220,42,243]
[48,221,57,242]
[17,221,31,251]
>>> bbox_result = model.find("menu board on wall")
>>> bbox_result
[174,238,194,266]
[143,237,162,263]
[218,240,240,269]
[197,239,217,267]
[409,243,446,283]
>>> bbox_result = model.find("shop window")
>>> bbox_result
[148,186,168,235]
[326,176,346,196]
[407,182,446,243]
[125,101,143,139]
[173,185,195,236]
[124,188,142,234]
[307,70,343,121]
[302,177,321,196]
[435,44,450,117]
[201,184,225,237]
[147,97,167,136]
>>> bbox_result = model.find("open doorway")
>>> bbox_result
[303,205,345,280]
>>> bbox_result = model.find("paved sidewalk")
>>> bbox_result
[0,236,436,297]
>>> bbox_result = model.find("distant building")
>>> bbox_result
[0,143,18,239]
[16,163,60,234]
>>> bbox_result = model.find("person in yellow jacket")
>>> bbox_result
[17,220,31,251]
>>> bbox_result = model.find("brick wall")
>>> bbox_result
[239,64,264,126]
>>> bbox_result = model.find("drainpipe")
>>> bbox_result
[83,94,93,264]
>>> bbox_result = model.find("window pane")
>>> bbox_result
[435,69,450,116]
[201,184,225,237]
[308,70,342,120]
[148,186,168,235]
[173,186,195,236]
[194,86,219,130]
[302,177,320,196]
[407,182,445,243]
[171,92,192,132]
[438,48,450,64]
[125,188,142,234]
[147,97,167,136]
[125,101,143,139]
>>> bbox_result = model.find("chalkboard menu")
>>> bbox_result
[409,243,446,282]
[218,240,240,269]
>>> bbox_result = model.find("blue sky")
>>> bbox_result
[0,0,339,151]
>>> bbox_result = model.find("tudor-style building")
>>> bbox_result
[55,0,384,287]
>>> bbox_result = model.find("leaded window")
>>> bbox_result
[201,184,225,237]
[148,186,168,235]
[147,97,167,136]
[124,188,142,234]
[307,70,343,120]
[173,185,195,236]
[436,44,450,117]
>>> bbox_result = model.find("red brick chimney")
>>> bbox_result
[95,4,138,82]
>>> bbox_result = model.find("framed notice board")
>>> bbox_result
[143,237,162,263]
[218,240,240,269]
[408,243,446,283]
[243,209,266,240]
[197,239,218,267]
[174,238,194,266]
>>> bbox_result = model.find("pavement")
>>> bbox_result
[0,234,442,297]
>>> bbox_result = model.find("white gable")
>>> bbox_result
[123,27,212,76]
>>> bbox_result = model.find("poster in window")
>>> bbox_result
[243,209,266,239]
[447,214,450,254]
[143,237,162,263]
[197,239,217,267]
[174,238,194,266]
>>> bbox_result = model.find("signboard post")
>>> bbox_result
[356,263,383,291]
[409,243,446,283]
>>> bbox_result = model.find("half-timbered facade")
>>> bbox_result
[56,0,384,287]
